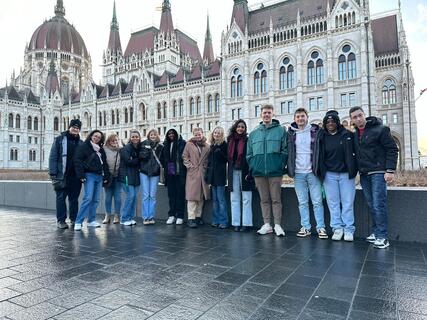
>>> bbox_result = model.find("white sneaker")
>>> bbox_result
[122,221,132,226]
[332,229,344,241]
[373,238,390,249]
[274,224,285,237]
[131,220,137,225]
[344,232,354,242]
[257,223,273,235]
[166,216,176,225]
[87,221,101,228]
[366,234,376,243]
[176,218,184,225]
[74,223,82,231]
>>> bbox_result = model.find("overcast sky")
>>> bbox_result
[1,0,426,151]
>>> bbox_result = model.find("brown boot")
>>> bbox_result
[102,214,110,224]
[113,214,120,224]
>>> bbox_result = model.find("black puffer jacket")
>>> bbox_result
[161,129,187,186]
[353,117,398,174]
[74,140,110,180]
[118,143,141,186]
[139,140,164,177]
[318,127,358,180]
[205,142,228,186]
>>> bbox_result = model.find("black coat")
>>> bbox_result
[161,131,187,186]
[227,137,255,192]
[74,140,110,180]
[139,140,164,177]
[318,127,358,180]
[206,142,228,186]
[49,131,83,180]
[118,143,141,186]
[353,117,398,174]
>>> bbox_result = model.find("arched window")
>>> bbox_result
[254,62,267,94]
[254,72,260,94]
[27,116,32,130]
[231,76,236,98]
[207,95,213,113]
[140,103,146,121]
[215,94,220,112]
[29,150,36,162]
[230,68,242,98]
[316,59,324,84]
[190,98,195,116]
[338,54,347,80]
[10,149,18,161]
[124,108,129,123]
[196,97,201,114]
[261,70,268,93]
[15,115,21,129]
[172,100,177,117]
[348,53,356,79]
[338,45,357,80]
[54,117,59,131]
[279,57,294,90]
[157,103,162,119]
[103,111,107,126]
[307,51,324,85]
[99,112,102,126]
[179,99,184,116]
[34,117,39,131]
[237,75,243,96]
[116,109,120,124]
[163,102,167,119]
[382,79,397,105]
[279,66,286,90]
[307,60,315,85]
[8,113,13,128]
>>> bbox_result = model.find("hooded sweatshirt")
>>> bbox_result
[293,125,312,173]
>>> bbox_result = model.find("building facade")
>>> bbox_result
[0,0,419,170]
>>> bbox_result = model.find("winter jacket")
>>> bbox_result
[104,145,121,177]
[161,129,187,186]
[318,127,358,180]
[118,143,141,186]
[74,140,110,181]
[183,139,210,201]
[353,117,398,174]
[206,142,228,186]
[287,123,320,178]
[139,140,164,177]
[227,136,255,192]
[246,119,288,177]
[49,131,83,180]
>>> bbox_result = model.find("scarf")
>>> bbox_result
[228,133,246,168]
[90,141,103,165]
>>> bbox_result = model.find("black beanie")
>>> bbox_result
[69,119,82,130]
[323,110,340,127]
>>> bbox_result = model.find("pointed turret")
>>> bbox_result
[231,0,249,32]
[45,59,60,98]
[159,0,174,34]
[54,0,65,18]
[203,14,215,64]
[107,1,122,54]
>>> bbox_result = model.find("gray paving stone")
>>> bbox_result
[8,302,66,320]
[53,302,111,320]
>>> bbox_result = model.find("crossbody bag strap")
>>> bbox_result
[152,148,162,167]
[112,151,119,175]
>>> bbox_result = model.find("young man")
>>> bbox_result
[350,107,398,249]
[49,119,83,229]
[287,108,328,239]
[247,104,288,237]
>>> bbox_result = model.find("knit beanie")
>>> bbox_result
[323,110,340,127]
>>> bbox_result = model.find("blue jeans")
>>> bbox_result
[104,177,122,215]
[121,184,139,223]
[75,173,103,224]
[230,170,253,227]
[212,186,228,225]
[294,172,325,230]
[360,173,388,239]
[323,172,356,233]
[140,173,160,220]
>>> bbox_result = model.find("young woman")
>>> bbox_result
[227,120,255,232]
[183,127,210,228]
[206,127,228,229]
[139,129,164,225]
[73,130,110,231]
[119,130,141,226]
[318,110,357,241]
[161,128,187,225]
[103,134,122,224]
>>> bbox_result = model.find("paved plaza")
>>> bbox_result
[0,206,426,320]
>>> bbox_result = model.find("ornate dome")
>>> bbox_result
[28,0,89,58]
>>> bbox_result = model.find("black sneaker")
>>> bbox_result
[373,238,390,249]
[240,226,252,232]
[218,224,228,229]
[211,223,219,228]
[187,219,197,228]
[195,217,204,225]
[57,222,69,229]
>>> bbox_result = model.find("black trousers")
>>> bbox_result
[166,175,186,219]
[55,175,82,223]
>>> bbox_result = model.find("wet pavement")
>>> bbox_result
[0,206,426,320]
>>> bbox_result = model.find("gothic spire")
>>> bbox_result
[55,0,65,17]
[159,0,174,34]
[46,59,60,98]
[108,1,122,54]
[111,0,119,31]
[203,14,215,64]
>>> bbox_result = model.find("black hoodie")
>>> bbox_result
[161,128,187,186]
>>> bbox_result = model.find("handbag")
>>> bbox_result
[104,151,119,188]
[152,149,165,184]
[52,176,67,191]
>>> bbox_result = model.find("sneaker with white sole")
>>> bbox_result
[166,216,176,225]
[87,221,101,228]
[176,218,183,225]
[317,228,328,239]
[344,232,354,242]
[373,238,390,249]
[257,223,273,235]
[74,223,82,231]
[366,233,376,243]
[274,224,285,237]
[297,227,311,237]
[122,221,132,226]
[131,220,137,225]
[332,229,344,241]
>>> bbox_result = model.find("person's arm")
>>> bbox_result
[101,150,110,182]
[182,143,192,168]
[281,127,288,173]
[121,146,139,167]
[73,144,86,181]
[380,126,398,182]
[246,134,253,169]
[48,138,59,177]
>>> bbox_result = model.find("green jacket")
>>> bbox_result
[246,119,288,177]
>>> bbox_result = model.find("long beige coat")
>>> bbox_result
[182,140,210,201]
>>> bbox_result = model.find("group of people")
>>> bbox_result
[49,103,398,249]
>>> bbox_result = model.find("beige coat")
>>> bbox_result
[183,140,210,201]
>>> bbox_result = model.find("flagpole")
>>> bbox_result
[406,59,414,170]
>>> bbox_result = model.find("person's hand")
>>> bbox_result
[50,175,56,180]
[384,172,394,183]
[103,180,108,184]
[80,178,86,183]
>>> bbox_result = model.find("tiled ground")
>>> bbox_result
[0,206,426,320]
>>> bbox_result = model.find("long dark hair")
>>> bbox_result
[227,119,247,141]
[86,130,105,146]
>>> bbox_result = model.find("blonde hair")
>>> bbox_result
[105,133,120,147]
[209,126,225,145]
[147,129,160,142]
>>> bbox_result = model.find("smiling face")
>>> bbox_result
[213,128,222,142]
[130,133,140,145]
[108,137,119,148]
[236,122,246,135]
[326,118,338,133]
[261,108,273,125]
[91,132,102,145]
[167,130,176,141]
[193,129,203,141]
[294,111,308,128]
[149,131,158,141]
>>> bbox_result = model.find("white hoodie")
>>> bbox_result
[293,125,312,173]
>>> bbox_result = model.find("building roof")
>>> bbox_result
[124,76,136,93]
[176,30,202,62]
[204,59,221,78]
[0,86,40,104]
[111,79,128,96]
[45,60,60,98]
[159,0,174,34]
[371,14,399,56]
[124,27,157,57]
[99,84,115,98]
